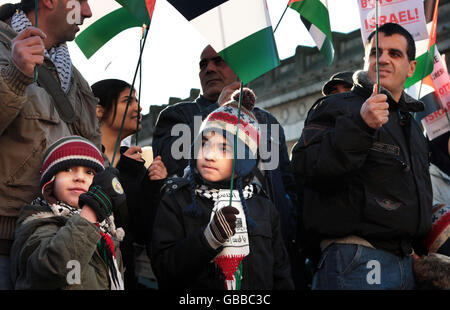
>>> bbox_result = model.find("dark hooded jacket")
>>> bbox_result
[150,176,294,290]
[292,70,432,259]
[152,96,298,245]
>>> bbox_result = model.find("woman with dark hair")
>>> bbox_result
[91,79,167,289]
[93,79,142,165]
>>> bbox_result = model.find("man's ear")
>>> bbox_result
[96,104,104,121]
[41,0,57,10]
[408,59,417,78]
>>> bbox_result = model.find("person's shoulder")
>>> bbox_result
[162,177,191,195]
[403,91,425,112]
[252,106,279,123]
[0,20,16,42]
[247,188,276,209]
[16,198,61,228]
[320,90,358,106]
[156,101,199,125]
[308,90,360,118]
[160,100,197,114]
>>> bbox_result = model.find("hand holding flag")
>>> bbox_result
[11,27,46,77]
[218,81,241,106]
[360,84,389,129]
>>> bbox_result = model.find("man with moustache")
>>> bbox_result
[292,23,432,289]
[0,0,100,289]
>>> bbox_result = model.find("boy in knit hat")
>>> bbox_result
[10,136,126,290]
[151,88,294,290]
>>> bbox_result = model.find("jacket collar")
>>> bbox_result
[352,70,424,112]
[196,95,217,108]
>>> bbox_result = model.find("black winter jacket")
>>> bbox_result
[152,96,298,244]
[150,178,294,290]
[113,147,165,289]
[114,147,164,244]
[292,71,432,258]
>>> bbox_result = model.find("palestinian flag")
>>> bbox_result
[404,0,438,88]
[116,0,156,26]
[167,0,280,84]
[75,0,156,59]
[288,0,334,65]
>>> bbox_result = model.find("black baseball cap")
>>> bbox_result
[322,71,354,96]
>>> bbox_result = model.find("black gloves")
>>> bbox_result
[208,206,239,243]
[79,167,126,223]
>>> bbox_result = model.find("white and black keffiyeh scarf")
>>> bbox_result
[195,184,254,201]
[11,10,73,93]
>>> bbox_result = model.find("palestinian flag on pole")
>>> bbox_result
[167,0,280,84]
[116,0,156,26]
[288,0,334,65]
[405,0,450,139]
[75,0,156,59]
[404,0,438,88]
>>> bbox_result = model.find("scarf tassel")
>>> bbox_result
[98,231,122,289]
[214,254,245,290]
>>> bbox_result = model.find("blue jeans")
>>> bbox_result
[312,244,415,290]
[0,255,13,290]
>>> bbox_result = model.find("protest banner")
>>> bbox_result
[357,0,428,42]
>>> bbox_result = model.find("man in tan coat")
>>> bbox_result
[0,0,101,289]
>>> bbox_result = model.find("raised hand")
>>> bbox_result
[148,156,167,180]
[11,27,46,77]
[360,84,389,129]
[217,81,241,106]
[123,145,144,162]
[208,206,239,243]
[79,167,126,223]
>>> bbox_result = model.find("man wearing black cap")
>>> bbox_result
[322,71,354,96]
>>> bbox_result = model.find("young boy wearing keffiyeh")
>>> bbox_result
[10,136,126,290]
[151,89,294,290]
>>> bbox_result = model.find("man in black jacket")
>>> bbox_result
[292,23,432,290]
[152,45,303,288]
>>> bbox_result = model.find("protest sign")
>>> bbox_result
[358,0,428,42]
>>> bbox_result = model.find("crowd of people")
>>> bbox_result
[0,0,448,291]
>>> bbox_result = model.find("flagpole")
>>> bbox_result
[229,81,244,206]
[273,5,288,33]
[33,0,38,82]
[375,0,380,93]
[111,24,150,166]
[135,26,148,146]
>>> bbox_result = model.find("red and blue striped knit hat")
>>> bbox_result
[185,88,259,232]
[40,136,104,193]
[194,88,260,178]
